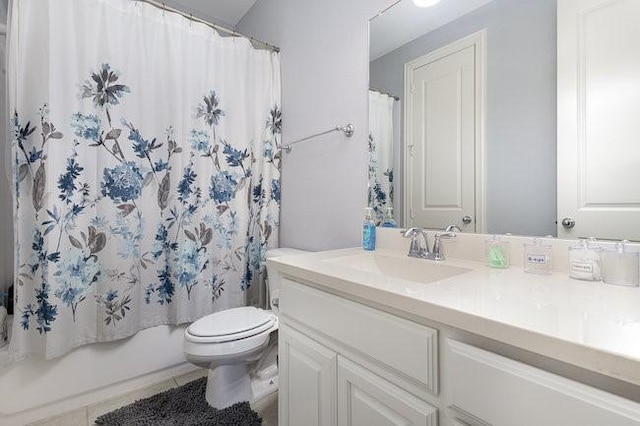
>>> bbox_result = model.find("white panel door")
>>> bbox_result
[279,324,337,426]
[405,35,482,232]
[337,357,438,426]
[558,0,640,240]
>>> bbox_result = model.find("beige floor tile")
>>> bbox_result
[173,368,207,386]
[27,407,88,426]
[252,391,278,426]
[86,378,177,423]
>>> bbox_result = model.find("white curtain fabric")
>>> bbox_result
[8,0,281,361]
[368,90,395,224]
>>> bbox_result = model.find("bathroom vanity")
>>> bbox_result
[269,232,640,426]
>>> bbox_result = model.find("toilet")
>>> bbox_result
[183,248,306,409]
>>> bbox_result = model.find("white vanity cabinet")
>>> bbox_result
[276,271,640,426]
[278,278,439,426]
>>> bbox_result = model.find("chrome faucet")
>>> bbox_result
[402,228,456,261]
[402,227,429,258]
[445,224,462,233]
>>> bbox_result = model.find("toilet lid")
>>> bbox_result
[187,307,273,338]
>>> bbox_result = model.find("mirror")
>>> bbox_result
[369,0,640,241]
[369,0,558,236]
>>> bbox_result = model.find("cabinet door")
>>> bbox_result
[279,324,337,426]
[338,357,438,426]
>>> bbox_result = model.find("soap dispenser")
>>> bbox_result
[363,207,376,251]
[381,207,398,228]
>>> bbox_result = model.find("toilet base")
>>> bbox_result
[206,364,252,409]
[204,360,279,409]
[251,363,279,402]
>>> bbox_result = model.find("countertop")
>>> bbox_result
[269,247,640,388]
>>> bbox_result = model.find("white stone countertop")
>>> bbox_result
[269,246,640,388]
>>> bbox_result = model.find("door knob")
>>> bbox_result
[462,215,473,225]
[561,217,575,229]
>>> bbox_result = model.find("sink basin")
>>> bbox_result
[324,252,472,284]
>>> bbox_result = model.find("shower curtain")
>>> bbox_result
[8,0,281,361]
[368,90,395,224]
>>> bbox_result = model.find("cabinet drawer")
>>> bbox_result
[445,339,640,426]
[281,278,438,395]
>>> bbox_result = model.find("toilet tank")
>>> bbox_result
[265,248,307,313]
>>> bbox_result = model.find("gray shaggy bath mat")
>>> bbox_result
[94,377,262,426]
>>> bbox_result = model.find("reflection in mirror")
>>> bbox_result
[370,0,640,241]
[367,90,398,226]
[369,0,557,236]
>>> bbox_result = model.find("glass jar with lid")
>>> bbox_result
[568,237,602,281]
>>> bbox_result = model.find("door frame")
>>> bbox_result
[403,29,487,232]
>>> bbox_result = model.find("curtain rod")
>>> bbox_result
[136,0,280,53]
[370,88,399,101]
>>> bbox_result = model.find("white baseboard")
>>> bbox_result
[6,362,202,426]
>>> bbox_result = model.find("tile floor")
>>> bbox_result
[27,369,278,425]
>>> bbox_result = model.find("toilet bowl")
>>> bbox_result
[183,248,307,409]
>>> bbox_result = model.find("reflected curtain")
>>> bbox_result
[8,0,281,361]
[368,90,395,224]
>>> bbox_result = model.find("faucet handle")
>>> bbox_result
[430,231,457,261]
[435,231,457,240]
[402,227,422,238]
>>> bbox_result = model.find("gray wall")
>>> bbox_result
[370,0,557,237]
[237,0,388,251]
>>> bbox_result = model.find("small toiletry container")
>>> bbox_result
[568,237,602,281]
[524,238,552,274]
[602,241,639,287]
[363,207,376,251]
[485,235,510,268]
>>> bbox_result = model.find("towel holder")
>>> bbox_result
[282,124,355,153]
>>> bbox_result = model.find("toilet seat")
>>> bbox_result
[185,307,277,344]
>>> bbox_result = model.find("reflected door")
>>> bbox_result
[404,33,484,232]
[558,0,640,240]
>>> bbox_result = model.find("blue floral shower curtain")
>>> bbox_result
[8,0,281,360]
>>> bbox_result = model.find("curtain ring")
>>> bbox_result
[162,3,166,17]
[189,14,193,27]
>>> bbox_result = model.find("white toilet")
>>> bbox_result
[183,248,306,409]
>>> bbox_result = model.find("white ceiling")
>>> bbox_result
[164,0,258,28]
[370,0,494,61]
